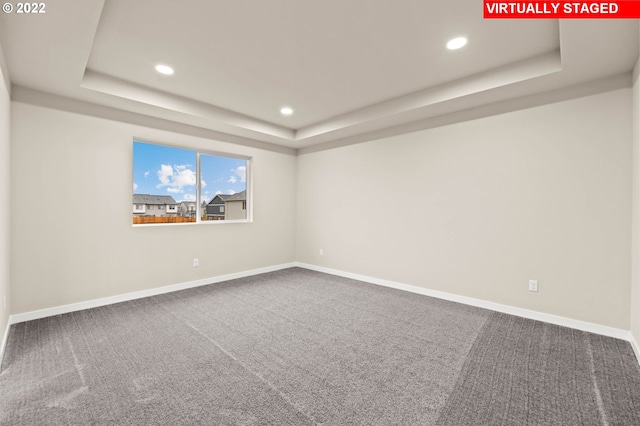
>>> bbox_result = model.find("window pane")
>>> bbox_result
[201,154,248,221]
[133,142,197,225]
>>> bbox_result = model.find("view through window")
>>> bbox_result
[132,141,249,225]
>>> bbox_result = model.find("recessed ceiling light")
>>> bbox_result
[280,107,293,116]
[446,37,467,50]
[155,64,174,75]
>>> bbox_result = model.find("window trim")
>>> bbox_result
[132,139,252,227]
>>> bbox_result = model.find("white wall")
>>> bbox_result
[10,102,297,314]
[0,51,10,353]
[6,84,636,334]
[632,57,640,346]
[297,89,632,329]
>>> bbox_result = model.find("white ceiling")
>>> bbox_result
[0,1,638,150]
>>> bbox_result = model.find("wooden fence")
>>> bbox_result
[133,216,197,225]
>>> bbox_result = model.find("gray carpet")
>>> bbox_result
[1,267,639,425]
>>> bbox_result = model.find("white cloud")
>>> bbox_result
[156,164,197,193]
[182,194,196,201]
[228,176,237,184]
[144,171,150,178]
[226,190,236,195]
[174,168,196,187]
[231,166,246,183]
[201,179,207,189]
[133,182,138,191]
[215,190,222,195]
[157,164,174,186]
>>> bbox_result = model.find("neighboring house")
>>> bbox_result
[178,201,197,218]
[133,194,178,216]
[206,191,247,220]
[201,201,208,220]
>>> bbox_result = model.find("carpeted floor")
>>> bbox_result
[1,267,639,425]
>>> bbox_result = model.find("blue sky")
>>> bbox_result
[133,142,247,203]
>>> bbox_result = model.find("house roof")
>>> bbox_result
[222,191,246,202]
[208,190,247,205]
[133,194,177,205]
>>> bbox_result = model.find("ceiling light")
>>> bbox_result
[280,107,293,116]
[446,37,467,50]
[155,64,174,75]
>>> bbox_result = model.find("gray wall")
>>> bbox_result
[0,47,10,352]
[632,53,640,347]
[10,102,297,314]
[296,89,632,329]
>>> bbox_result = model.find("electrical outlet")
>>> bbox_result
[193,258,199,268]
[528,280,538,292]
[319,249,324,256]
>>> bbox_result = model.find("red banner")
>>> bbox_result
[484,1,640,18]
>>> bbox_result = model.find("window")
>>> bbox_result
[133,141,250,225]
[200,153,247,222]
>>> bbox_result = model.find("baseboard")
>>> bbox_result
[0,318,10,366]
[9,263,296,325]
[630,332,640,363]
[295,262,632,342]
[7,261,639,366]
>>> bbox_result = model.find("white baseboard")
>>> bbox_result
[295,262,633,343]
[6,261,639,367]
[0,318,10,366]
[630,332,640,363]
[9,263,296,325]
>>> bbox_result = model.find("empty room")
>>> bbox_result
[1,0,640,424]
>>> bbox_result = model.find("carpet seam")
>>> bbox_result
[586,334,609,426]
[158,301,322,426]
[182,320,321,425]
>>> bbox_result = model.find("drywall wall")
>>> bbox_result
[0,49,10,354]
[10,102,297,314]
[632,56,640,346]
[297,89,632,329]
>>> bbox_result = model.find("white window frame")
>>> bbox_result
[133,139,252,226]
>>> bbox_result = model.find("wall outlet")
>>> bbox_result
[319,249,324,256]
[528,280,538,292]
[193,258,199,268]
